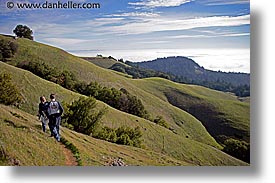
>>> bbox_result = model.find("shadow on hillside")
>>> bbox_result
[9,11,261,180]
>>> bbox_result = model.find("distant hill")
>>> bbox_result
[124,57,250,97]
[131,56,250,86]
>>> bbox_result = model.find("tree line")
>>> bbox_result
[18,61,149,119]
[0,72,143,148]
[116,60,250,97]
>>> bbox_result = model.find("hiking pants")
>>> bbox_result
[49,114,61,141]
[40,116,48,132]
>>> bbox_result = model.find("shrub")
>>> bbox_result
[117,134,133,146]
[223,138,250,163]
[0,38,18,62]
[153,116,169,128]
[0,72,23,106]
[94,126,142,147]
[64,97,107,135]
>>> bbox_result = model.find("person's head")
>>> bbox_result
[50,94,56,100]
[40,96,46,103]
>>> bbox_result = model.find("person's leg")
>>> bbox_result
[48,116,54,137]
[56,116,61,136]
[52,116,60,142]
[41,116,46,132]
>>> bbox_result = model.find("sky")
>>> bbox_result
[0,0,250,73]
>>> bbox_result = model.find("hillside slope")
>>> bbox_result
[0,62,247,165]
[1,35,249,164]
[0,104,191,166]
[134,78,250,143]
[2,35,222,148]
[4,36,249,142]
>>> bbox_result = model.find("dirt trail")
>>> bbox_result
[60,144,78,166]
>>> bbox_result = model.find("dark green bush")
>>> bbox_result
[223,138,250,163]
[0,38,18,62]
[94,126,142,147]
[0,72,23,106]
[153,116,169,128]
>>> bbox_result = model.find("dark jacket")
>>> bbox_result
[38,102,49,118]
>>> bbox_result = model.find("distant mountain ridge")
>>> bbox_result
[131,56,250,87]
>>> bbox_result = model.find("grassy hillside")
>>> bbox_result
[133,78,250,143]
[0,104,191,166]
[0,35,250,164]
[2,36,222,147]
[0,62,247,165]
[76,55,250,143]
[81,56,118,69]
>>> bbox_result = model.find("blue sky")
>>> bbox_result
[0,0,250,72]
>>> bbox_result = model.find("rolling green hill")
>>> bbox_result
[81,56,118,69]
[134,78,250,143]
[0,35,250,165]
[2,35,222,147]
[0,104,192,166]
[0,62,248,165]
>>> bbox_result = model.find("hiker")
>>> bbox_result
[38,96,49,133]
[47,94,64,142]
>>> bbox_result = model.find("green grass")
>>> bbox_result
[0,35,250,165]
[81,57,118,69]
[136,78,250,142]
[0,104,248,166]
[2,36,221,147]
[0,62,248,165]
[0,105,66,165]
[0,104,192,166]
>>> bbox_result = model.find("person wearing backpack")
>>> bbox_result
[47,94,64,142]
[38,96,49,133]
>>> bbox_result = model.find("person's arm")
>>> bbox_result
[58,101,64,116]
[38,103,43,117]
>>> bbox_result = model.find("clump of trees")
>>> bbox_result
[153,116,169,129]
[13,25,33,40]
[0,38,18,62]
[17,61,169,129]
[75,83,149,119]
[122,61,250,97]
[223,138,250,163]
[61,96,143,148]
[19,62,77,90]
[63,97,107,135]
[94,126,143,147]
[110,63,170,80]
[18,61,149,119]
[0,73,23,106]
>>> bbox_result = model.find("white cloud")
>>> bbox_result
[96,14,250,35]
[107,12,160,18]
[200,0,250,6]
[168,32,250,39]
[43,37,89,45]
[128,0,192,8]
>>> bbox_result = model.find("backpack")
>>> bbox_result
[48,101,60,115]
